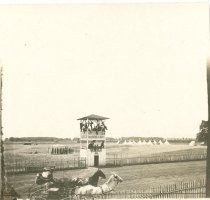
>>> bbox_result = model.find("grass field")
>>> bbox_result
[4,142,80,164]
[4,142,207,163]
[7,160,206,198]
[106,144,206,159]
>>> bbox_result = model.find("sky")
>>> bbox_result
[0,3,209,139]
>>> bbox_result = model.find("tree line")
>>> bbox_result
[4,137,73,142]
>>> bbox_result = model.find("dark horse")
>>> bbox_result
[75,168,106,187]
[30,169,106,199]
[35,168,106,189]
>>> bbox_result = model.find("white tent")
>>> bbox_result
[153,140,157,145]
[159,140,163,145]
[132,141,137,145]
[137,140,142,145]
[164,140,170,145]
[189,141,195,146]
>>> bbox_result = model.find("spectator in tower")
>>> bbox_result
[100,141,104,149]
[84,121,88,132]
[99,120,103,131]
[95,121,99,134]
[89,120,93,131]
[81,120,85,133]
[102,121,107,130]
[80,120,84,132]
[86,120,92,133]
[95,120,102,133]
[101,121,107,134]
[96,144,99,151]
[93,121,97,128]
[88,143,93,149]
[88,140,95,150]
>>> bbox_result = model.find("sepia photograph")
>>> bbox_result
[0,1,209,199]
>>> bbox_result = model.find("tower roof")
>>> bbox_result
[77,114,109,120]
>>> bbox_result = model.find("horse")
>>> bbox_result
[34,168,106,194]
[73,168,106,187]
[72,173,123,197]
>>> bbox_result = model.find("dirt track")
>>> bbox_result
[7,160,206,198]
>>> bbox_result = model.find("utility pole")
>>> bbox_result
[206,4,210,196]
[207,58,210,197]
[0,66,4,199]
[86,118,89,167]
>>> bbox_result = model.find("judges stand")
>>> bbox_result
[78,114,109,167]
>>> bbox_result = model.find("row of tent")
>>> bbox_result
[116,139,170,145]
[117,140,200,146]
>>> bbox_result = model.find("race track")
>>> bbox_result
[7,160,206,198]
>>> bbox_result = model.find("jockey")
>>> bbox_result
[35,167,55,185]
[42,167,54,181]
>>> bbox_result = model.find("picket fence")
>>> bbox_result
[55,179,205,199]
[100,179,206,199]
[106,153,207,167]
[29,178,206,199]
[5,157,86,174]
[5,152,206,174]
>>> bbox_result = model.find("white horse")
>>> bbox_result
[73,173,123,197]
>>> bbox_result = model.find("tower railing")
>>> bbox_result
[80,131,105,139]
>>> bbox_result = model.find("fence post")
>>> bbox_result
[207,59,210,197]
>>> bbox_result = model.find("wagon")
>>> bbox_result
[28,168,109,200]
[28,183,74,200]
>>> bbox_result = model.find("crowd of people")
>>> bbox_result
[88,140,104,152]
[51,147,73,155]
[80,120,107,134]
